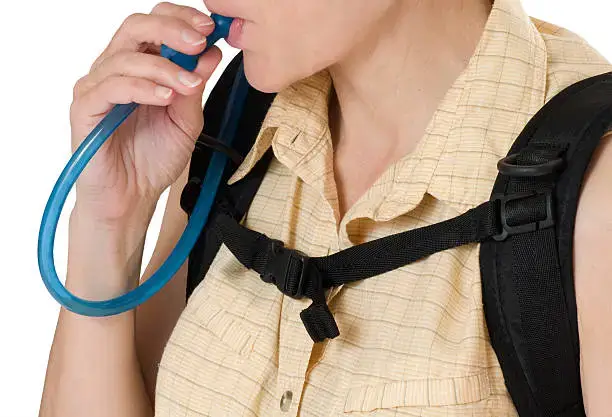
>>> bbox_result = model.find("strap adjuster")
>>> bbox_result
[259,239,338,342]
[262,240,309,299]
[492,191,554,241]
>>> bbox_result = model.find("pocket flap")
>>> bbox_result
[344,371,491,412]
[192,296,256,357]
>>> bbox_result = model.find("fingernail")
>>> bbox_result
[193,15,214,29]
[178,71,203,87]
[181,29,206,45]
[155,86,173,99]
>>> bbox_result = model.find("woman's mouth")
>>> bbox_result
[226,18,245,49]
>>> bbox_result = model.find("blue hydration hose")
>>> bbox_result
[38,14,246,316]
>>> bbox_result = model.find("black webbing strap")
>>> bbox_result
[186,149,275,299]
[181,53,277,298]
[213,199,503,342]
[196,132,245,166]
[481,71,612,417]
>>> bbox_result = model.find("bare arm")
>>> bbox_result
[40,205,155,417]
[574,132,612,415]
[135,165,190,401]
[38,2,223,413]
[39,166,190,416]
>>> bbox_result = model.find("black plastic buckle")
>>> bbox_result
[497,153,564,177]
[492,191,554,241]
[263,240,309,299]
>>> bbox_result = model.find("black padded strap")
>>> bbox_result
[481,71,612,417]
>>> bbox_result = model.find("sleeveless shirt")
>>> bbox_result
[155,0,612,415]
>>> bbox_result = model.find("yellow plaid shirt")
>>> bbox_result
[155,0,611,415]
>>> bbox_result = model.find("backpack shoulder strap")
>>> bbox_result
[480,71,612,417]
[180,52,276,299]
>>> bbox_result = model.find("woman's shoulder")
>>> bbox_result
[531,17,612,98]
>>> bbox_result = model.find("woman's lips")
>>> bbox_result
[226,18,245,49]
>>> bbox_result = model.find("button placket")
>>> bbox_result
[276,294,317,417]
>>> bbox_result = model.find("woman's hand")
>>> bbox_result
[70,2,223,224]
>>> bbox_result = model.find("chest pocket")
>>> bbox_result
[343,371,491,413]
[158,282,278,417]
[184,243,282,364]
[190,294,257,358]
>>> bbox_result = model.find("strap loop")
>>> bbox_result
[300,303,340,343]
[196,132,245,166]
[497,153,564,177]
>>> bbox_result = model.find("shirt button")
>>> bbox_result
[280,390,293,412]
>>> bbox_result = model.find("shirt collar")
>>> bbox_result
[227,71,332,185]
[228,0,548,221]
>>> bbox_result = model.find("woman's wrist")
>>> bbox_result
[65,203,155,300]
[71,190,159,228]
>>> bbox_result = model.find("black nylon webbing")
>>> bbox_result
[188,149,275,298]
[213,200,501,341]
[216,200,499,288]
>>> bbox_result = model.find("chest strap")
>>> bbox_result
[212,192,548,342]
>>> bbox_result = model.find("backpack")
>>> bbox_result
[180,52,612,417]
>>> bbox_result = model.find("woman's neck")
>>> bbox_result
[329,0,492,157]
[328,0,492,217]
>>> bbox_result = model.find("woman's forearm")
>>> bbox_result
[39,204,155,417]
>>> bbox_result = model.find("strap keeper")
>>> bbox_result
[300,302,340,343]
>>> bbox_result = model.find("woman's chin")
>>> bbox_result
[242,56,289,94]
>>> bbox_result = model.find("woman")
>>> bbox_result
[40,0,612,415]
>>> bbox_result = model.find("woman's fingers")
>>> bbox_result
[71,75,174,121]
[76,51,205,99]
[71,45,222,121]
[149,1,214,29]
[69,2,224,154]
[90,4,214,73]
[162,45,223,140]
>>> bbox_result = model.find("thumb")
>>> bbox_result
[167,46,223,139]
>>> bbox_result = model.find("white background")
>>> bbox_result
[1,1,610,415]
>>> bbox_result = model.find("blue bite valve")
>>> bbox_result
[160,14,233,71]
